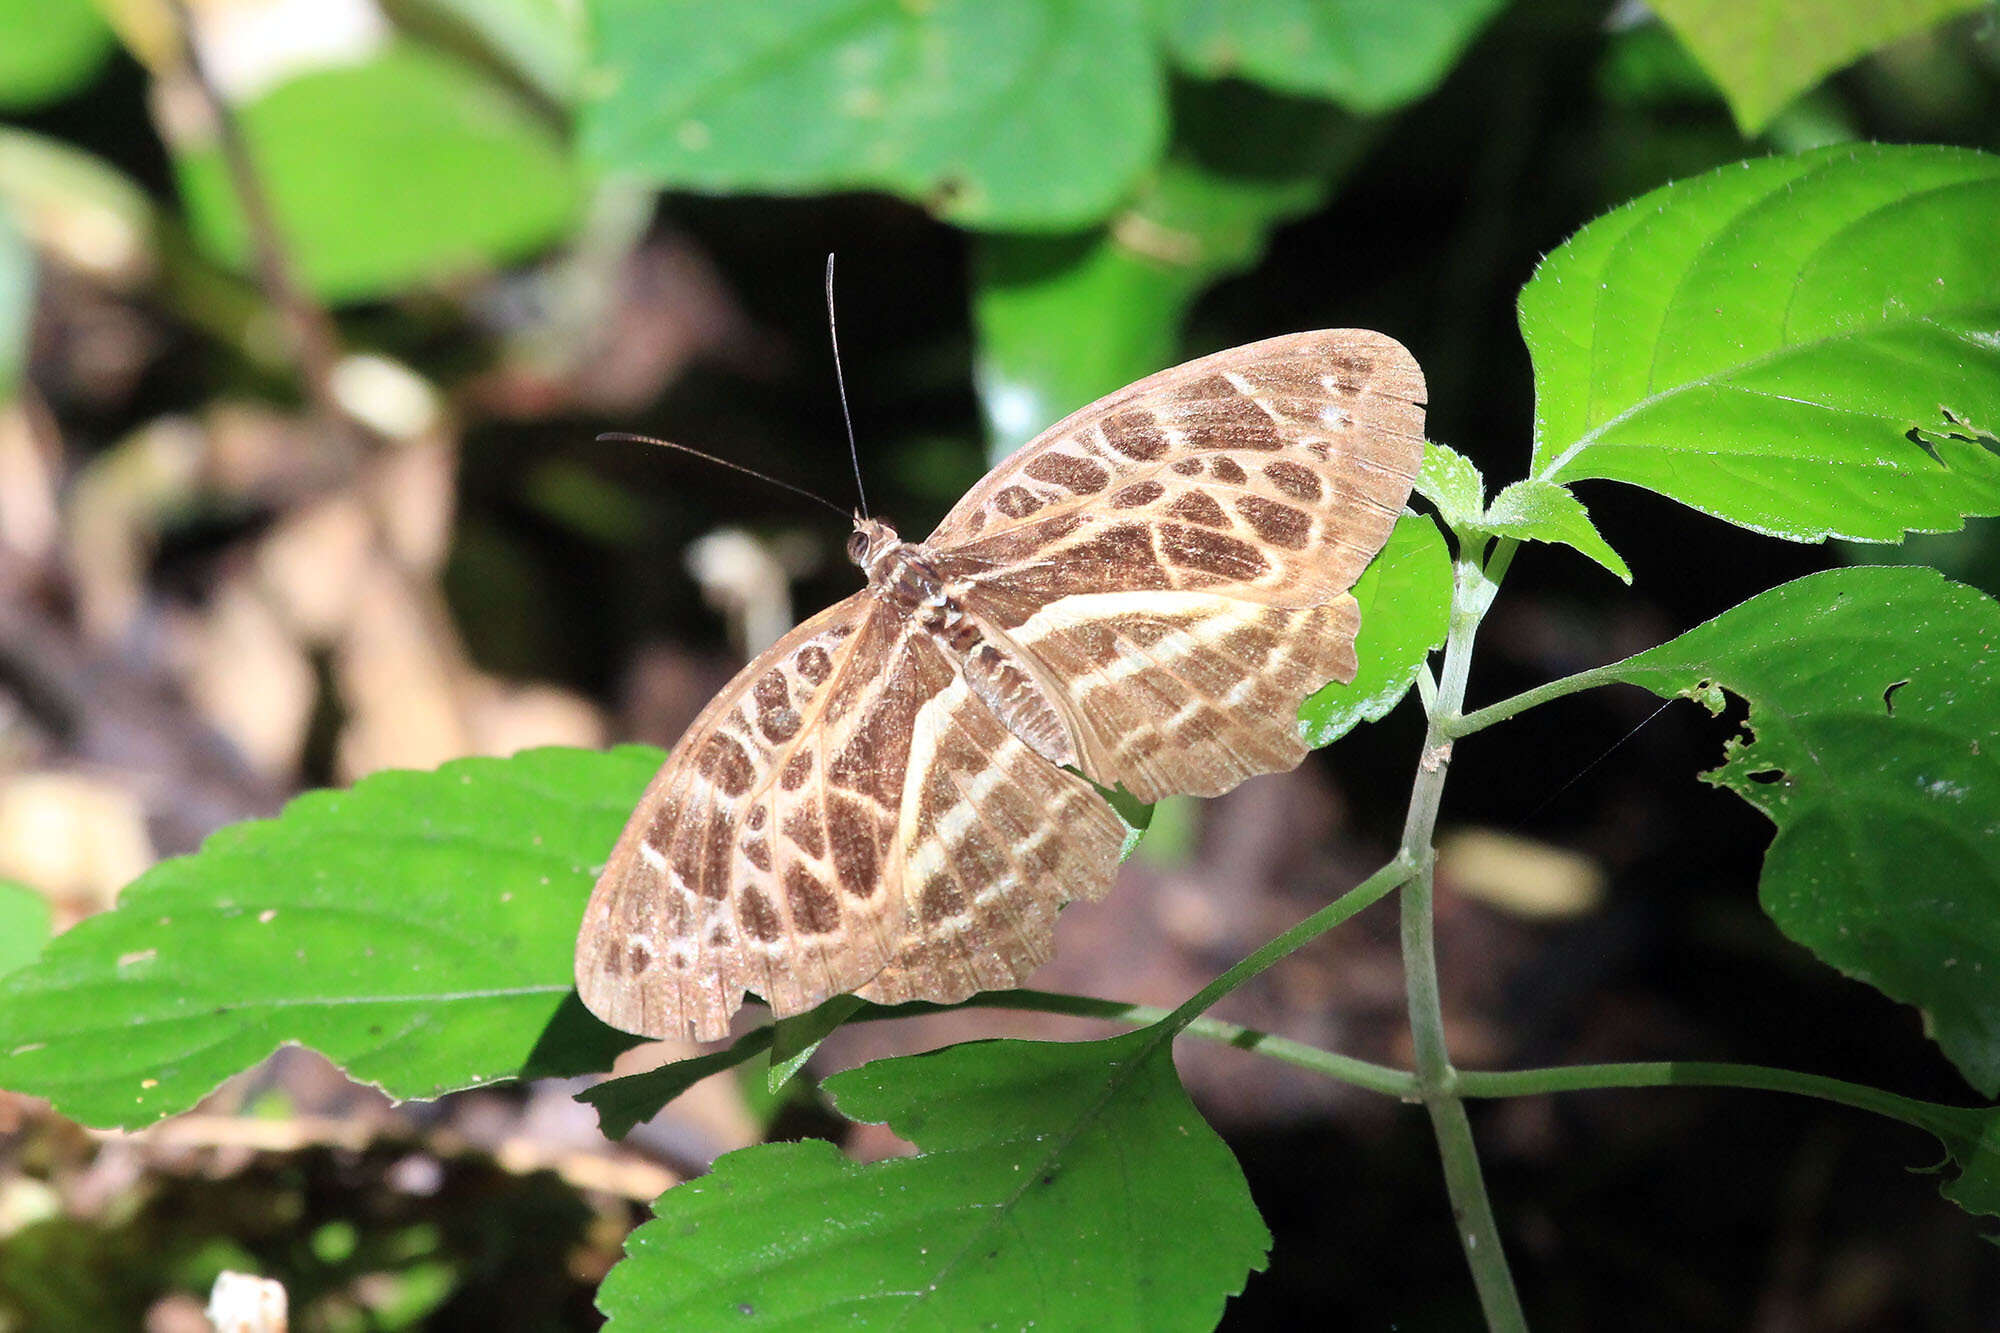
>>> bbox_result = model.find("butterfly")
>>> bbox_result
[576,329,1426,1041]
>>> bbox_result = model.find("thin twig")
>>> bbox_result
[163,0,347,425]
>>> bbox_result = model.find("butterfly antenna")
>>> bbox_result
[596,433,850,519]
[825,253,869,520]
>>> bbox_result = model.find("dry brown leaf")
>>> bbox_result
[0,771,154,914]
[1437,827,1605,921]
[172,575,315,777]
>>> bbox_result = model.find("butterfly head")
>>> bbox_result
[847,516,903,577]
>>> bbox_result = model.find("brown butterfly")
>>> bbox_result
[576,330,1426,1041]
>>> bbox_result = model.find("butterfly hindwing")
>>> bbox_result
[577,600,932,1041]
[857,670,1127,1006]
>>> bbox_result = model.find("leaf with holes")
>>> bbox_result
[597,1029,1268,1330]
[1523,144,2000,545]
[1301,513,1451,746]
[582,0,1163,230]
[1601,566,2000,1094]
[0,747,654,1127]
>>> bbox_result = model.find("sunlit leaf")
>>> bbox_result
[0,201,28,407]
[1414,440,1483,537]
[1648,0,1988,133]
[975,83,1370,459]
[583,0,1163,231]
[0,880,51,979]
[0,0,113,111]
[175,45,580,301]
[0,748,654,1127]
[1482,478,1632,582]
[1603,567,2000,1094]
[598,1030,1268,1330]
[1301,514,1451,745]
[1524,144,2000,544]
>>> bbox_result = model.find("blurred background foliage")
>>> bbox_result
[1,0,1998,1328]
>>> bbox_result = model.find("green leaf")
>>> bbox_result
[0,747,656,1128]
[0,880,51,979]
[1482,478,1633,582]
[1647,0,1988,134]
[0,199,29,407]
[975,233,1194,461]
[1912,1100,2000,1220]
[598,1030,1268,1330]
[1300,513,1451,746]
[1523,144,2000,545]
[1163,0,1506,113]
[581,0,1163,231]
[1414,440,1484,535]
[0,0,113,111]
[975,83,1371,459]
[1601,567,2000,1095]
[396,0,586,106]
[766,994,864,1093]
[175,44,580,302]
[582,1031,774,1140]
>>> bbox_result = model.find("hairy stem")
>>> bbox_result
[1443,660,1637,740]
[1456,1060,1966,1130]
[1399,540,1528,1330]
[1161,856,1414,1036]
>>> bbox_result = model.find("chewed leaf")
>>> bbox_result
[0,747,656,1127]
[1523,145,2000,545]
[598,1029,1268,1330]
[1603,567,2000,1094]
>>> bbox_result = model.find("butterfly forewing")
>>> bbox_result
[577,600,926,1041]
[577,329,1425,1041]
[931,329,1424,801]
[929,329,1423,604]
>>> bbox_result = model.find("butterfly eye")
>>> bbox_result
[846,531,869,564]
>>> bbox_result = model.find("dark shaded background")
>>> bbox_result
[4,4,2000,1329]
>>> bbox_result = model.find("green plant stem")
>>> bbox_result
[961,989,1418,1096]
[1456,1060,1957,1127]
[1160,856,1415,1034]
[1443,660,1637,739]
[1399,540,1528,1331]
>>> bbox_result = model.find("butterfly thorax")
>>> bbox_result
[847,514,1076,765]
[851,517,941,603]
